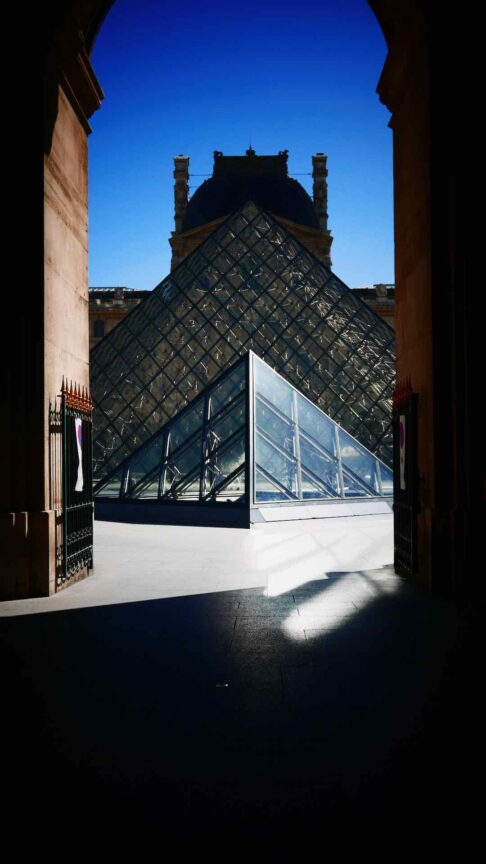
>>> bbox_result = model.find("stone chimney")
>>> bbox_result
[173,155,189,234]
[312,153,333,266]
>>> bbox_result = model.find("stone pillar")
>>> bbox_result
[312,153,333,266]
[376,9,434,592]
[173,155,189,234]
[170,155,190,270]
[373,0,479,599]
[0,29,103,599]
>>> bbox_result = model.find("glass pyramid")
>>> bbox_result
[94,352,393,525]
[91,201,395,485]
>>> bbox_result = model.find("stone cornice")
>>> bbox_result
[59,42,104,134]
[90,309,139,320]
[275,214,330,240]
[173,212,330,243]
[376,7,428,122]
[172,215,227,242]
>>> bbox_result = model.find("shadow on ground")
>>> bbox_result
[1,570,481,849]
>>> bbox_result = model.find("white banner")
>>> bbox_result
[75,417,84,492]
[399,414,406,491]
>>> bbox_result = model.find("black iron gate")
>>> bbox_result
[393,378,418,576]
[49,380,94,588]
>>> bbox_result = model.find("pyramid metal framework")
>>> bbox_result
[91,201,395,485]
[95,352,393,526]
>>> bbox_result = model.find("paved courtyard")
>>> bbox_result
[1,515,478,849]
[1,513,394,615]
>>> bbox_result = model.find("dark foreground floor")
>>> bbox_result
[1,569,482,851]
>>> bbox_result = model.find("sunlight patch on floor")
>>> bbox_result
[282,570,401,641]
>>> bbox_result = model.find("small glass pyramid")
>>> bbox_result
[91,201,395,486]
[94,352,393,525]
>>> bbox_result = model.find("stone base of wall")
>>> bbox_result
[0,510,93,600]
[0,511,91,600]
[0,511,55,599]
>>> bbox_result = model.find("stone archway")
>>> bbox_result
[1,1,478,600]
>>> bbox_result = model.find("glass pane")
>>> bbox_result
[164,433,203,492]
[160,389,186,419]
[96,469,123,498]
[112,405,140,437]
[213,469,246,502]
[165,356,189,386]
[210,362,246,415]
[204,433,245,495]
[301,470,332,500]
[144,405,170,434]
[255,469,292,502]
[195,323,220,351]
[341,468,373,498]
[207,395,245,451]
[255,397,295,455]
[296,393,336,455]
[299,437,341,495]
[130,389,158,419]
[170,473,201,501]
[194,354,221,383]
[150,340,176,367]
[161,465,200,499]
[376,440,393,467]
[213,340,237,368]
[255,433,297,496]
[177,372,203,400]
[254,356,293,417]
[168,401,204,453]
[338,428,380,493]
[379,464,394,496]
[98,391,125,421]
[92,430,120,459]
[134,474,160,499]
[126,433,165,495]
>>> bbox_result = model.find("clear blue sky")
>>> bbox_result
[89,0,393,290]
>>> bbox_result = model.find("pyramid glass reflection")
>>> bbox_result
[91,201,395,485]
[94,352,393,526]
